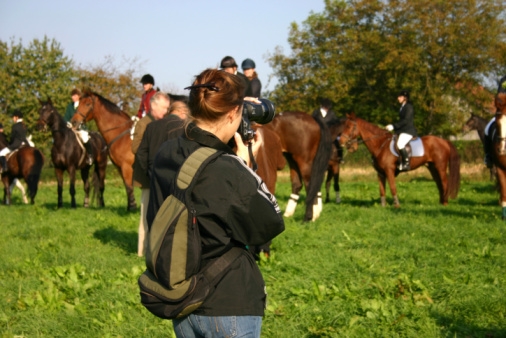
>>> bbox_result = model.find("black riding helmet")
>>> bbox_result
[398,90,410,99]
[140,74,155,85]
[241,58,256,70]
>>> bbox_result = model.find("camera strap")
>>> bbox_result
[248,142,258,172]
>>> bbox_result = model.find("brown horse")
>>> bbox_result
[269,111,332,221]
[0,141,44,205]
[491,92,506,219]
[339,113,460,206]
[462,113,496,180]
[71,90,137,211]
[37,98,108,208]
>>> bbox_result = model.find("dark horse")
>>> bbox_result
[491,91,506,219]
[269,111,332,221]
[0,140,44,205]
[339,113,460,206]
[71,90,137,211]
[462,113,496,180]
[37,98,108,208]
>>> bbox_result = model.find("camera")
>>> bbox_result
[238,98,276,141]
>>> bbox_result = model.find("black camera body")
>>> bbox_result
[238,98,276,141]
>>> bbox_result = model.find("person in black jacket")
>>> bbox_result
[220,55,253,97]
[0,110,28,173]
[386,90,418,171]
[241,58,261,98]
[312,98,344,163]
[147,68,284,338]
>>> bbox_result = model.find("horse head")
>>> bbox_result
[36,97,56,132]
[339,113,359,152]
[72,90,95,127]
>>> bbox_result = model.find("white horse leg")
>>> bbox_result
[312,192,323,221]
[10,178,28,204]
[335,191,341,204]
[284,194,299,217]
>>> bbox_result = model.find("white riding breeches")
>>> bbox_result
[0,147,11,156]
[397,133,412,149]
[78,129,90,143]
[485,117,495,136]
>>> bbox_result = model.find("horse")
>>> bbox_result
[269,111,332,221]
[339,113,460,206]
[71,90,137,211]
[462,113,496,180]
[491,91,506,219]
[37,98,108,208]
[0,140,44,205]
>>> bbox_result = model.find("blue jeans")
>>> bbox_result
[173,315,262,338]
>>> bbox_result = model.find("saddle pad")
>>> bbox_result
[390,138,424,157]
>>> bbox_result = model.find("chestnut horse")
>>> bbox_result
[491,91,506,219]
[71,90,137,211]
[339,113,460,206]
[37,98,108,208]
[0,140,44,205]
[462,113,496,180]
[269,111,332,221]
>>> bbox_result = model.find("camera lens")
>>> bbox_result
[243,99,275,125]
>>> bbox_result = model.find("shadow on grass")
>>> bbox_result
[433,313,506,338]
[93,226,137,255]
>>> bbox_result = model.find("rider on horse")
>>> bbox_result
[64,89,94,165]
[385,90,418,171]
[0,110,29,173]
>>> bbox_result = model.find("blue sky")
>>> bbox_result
[0,0,326,94]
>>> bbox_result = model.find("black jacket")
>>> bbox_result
[147,123,285,316]
[250,77,262,98]
[393,102,418,136]
[237,72,253,97]
[9,121,28,150]
[133,114,185,188]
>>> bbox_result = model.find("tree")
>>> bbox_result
[76,55,143,116]
[0,36,77,147]
[268,0,506,136]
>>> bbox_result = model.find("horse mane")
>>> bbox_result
[353,114,387,136]
[82,89,131,119]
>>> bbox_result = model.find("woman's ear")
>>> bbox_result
[228,106,240,123]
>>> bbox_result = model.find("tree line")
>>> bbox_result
[266,0,506,137]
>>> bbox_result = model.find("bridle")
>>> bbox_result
[75,95,132,134]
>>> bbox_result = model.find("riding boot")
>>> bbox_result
[0,156,7,173]
[483,133,493,169]
[84,142,94,165]
[398,148,410,171]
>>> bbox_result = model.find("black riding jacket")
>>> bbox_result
[147,123,285,316]
[393,102,418,136]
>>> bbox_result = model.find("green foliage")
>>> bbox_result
[267,0,506,137]
[76,55,143,116]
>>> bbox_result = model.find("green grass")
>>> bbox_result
[1,165,505,337]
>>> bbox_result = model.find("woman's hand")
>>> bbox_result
[233,128,263,167]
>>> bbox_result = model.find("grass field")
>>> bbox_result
[1,162,505,337]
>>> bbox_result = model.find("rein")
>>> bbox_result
[343,119,391,147]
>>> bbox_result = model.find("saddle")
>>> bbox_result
[390,135,425,158]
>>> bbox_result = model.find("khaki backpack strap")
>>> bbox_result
[177,147,217,189]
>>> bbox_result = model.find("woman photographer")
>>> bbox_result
[147,68,285,337]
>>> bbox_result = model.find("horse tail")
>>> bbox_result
[446,140,461,199]
[26,149,44,203]
[304,117,333,221]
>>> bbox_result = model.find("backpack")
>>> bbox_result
[138,146,244,319]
